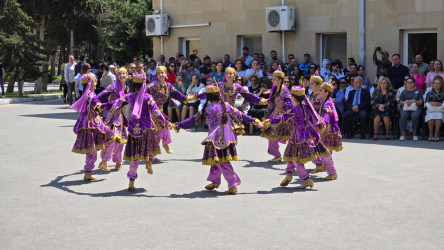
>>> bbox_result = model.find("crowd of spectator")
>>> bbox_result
[64,46,444,141]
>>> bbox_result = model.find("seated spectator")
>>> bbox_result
[373,62,390,87]
[332,77,344,116]
[248,75,260,94]
[357,65,372,89]
[320,59,331,81]
[245,59,263,87]
[270,50,284,68]
[409,63,426,93]
[259,62,268,77]
[247,78,271,135]
[287,58,299,76]
[424,76,444,141]
[398,77,423,141]
[342,76,371,139]
[371,77,396,140]
[302,75,311,95]
[344,75,356,101]
[343,57,356,77]
[306,63,318,76]
[234,75,249,112]
[99,64,116,90]
[267,61,279,79]
[209,61,224,82]
[200,56,212,79]
[234,59,247,78]
[223,54,234,69]
[425,59,444,88]
[182,74,204,121]
[283,76,290,88]
[328,60,345,79]
[299,53,312,75]
[168,73,188,122]
[408,54,429,75]
[167,62,177,84]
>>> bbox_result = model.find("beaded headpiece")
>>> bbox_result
[80,73,96,84]
[206,85,220,94]
[310,71,323,85]
[320,82,333,93]
[225,67,236,74]
[291,85,305,96]
[156,65,167,73]
[273,65,285,78]
[133,73,146,84]
[117,67,127,74]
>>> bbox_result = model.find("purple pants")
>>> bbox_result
[320,153,337,174]
[157,128,172,145]
[127,159,140,180]
[101,141,124,163]
[207,162,241,189]
[285,161,309,180]
[84,150,97,172]
[268,139,285,157]
[312,157,323,165]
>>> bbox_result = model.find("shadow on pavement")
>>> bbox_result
[240,160,285,172]
[342,138,444,150]
[257,186,318,194]
[169,190,257,198]
[21,112,77,120]
[41,171,168,198]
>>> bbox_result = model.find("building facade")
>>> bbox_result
[152,0,444,77]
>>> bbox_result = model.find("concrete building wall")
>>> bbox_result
[152,0,444,77]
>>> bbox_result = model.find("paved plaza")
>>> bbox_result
[0,99,443,249]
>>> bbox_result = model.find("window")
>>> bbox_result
[179,38,201,59]
[320,33,347,66]
[238,35,262,58]
[403,30,437,65]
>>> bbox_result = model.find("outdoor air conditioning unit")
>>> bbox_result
[145,14,170,36]
[266,6,295,31]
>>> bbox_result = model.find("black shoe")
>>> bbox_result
[63,98,66,103]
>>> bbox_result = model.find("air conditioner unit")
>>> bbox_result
[266,6,295,31]
[145,14,170,36]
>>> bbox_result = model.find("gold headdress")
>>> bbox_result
[205,85,220,94]
[225,67,236,74]
[320,82,333,93]
[117,67,127,74]
[273,65,285,78]
[156,65,167,73]
[291,85,305,96]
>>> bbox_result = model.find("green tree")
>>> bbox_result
[0,0,45,96]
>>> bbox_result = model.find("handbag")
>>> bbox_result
[425,102,444,113]
[403,102,417,111]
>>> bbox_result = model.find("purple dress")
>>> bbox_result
[309,92,323,110]
[147,80,188,108]
[267,102,330,164]
[197,81,262,107]
[177,102,256,165]
[262,85,294,141]
[72,92,115,154]
[96,83,129,141]
[319,99,343,152]
[106,92,170,161]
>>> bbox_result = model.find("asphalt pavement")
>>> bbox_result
[0,99,443,249]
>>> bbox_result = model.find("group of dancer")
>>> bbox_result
[70,65,343,194]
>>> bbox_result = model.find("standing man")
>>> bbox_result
[223,54,234,69]
[299,53,312,75]
[157,54,166,66]
[408,54,429,74]
[388,54,409,90]
[270,50,284,68]
[64,55,76,105]
[0,62,5,98]
[100,65,116,90]
[242,47,254,66]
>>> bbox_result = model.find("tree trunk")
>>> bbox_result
[17,68,24,97]
[70,30,74,54]
[7,74,16,93]
[42,57,49,92]
[34,15,46,94]
[58,44,65,76]
[50,51,56,78]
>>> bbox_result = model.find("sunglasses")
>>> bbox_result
[236,78,242,81]
[283,80,290,83]
[340,81,347,84]
[170,65,176,67]
[130,67,136,69]
[309,67,316,69]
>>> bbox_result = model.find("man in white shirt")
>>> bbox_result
[64,55,76,105]
[245,59,263,87]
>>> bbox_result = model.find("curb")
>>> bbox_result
[0,94,63,105]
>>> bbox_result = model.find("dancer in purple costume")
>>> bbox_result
[314,82,343,180]
[195,67,266,135]
[260,66,294,162]
[104,73,171,191]
[71,73,115,181]
[96,67,129,171]
[308,73,327,174]
[259,85,330,189]
[147,65,193,161]
[175,85,261,195]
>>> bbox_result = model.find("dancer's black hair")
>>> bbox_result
[291,94,307,126]
[319,91,332,116]
[199,92,228,124]
[133,82,143,92]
